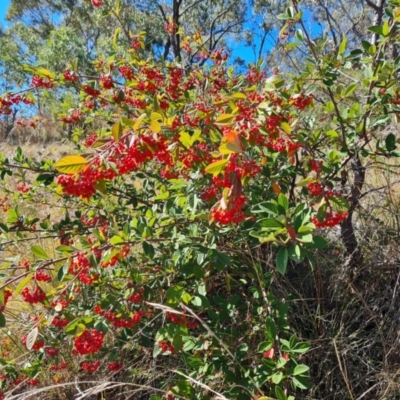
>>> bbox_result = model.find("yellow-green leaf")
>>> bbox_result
[215,114,235,124]
[280,121,291,135]
[55,155,87,175]
[205,159,229,176]
[36,68,56,79]
[14,272,34,297]
[150,112,163,121]
[179,131,192,149]
[219,143,236,154]
[150,119,161,133]
[133,113,147,130]
[112,120,123,141]
[95,179,107,194]
[75,323,86,337]
[230,92,246,100]
[31,245,50,260]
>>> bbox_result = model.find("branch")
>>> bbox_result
[179,0,205,17]
[365,0,379,11]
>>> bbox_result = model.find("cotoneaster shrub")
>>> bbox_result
[1,1,400,399]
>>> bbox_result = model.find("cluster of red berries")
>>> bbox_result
[74,329,104,355]
[212,195,247,225]
[63,69,79,82]
[57,164,116,199]
[52,316,69,328]
[158,341,175,353]
[84,133,98,147]
[131,38,141,50]
[200,185,219,202]
[100,74,114,89]
[307,182,324,196]
[267,137,302,153]
[246,67,266,84]
[210,48,228,65]
[50,362,68,371]
[312,212,347,227]
[91,0,102,7]
[118,65,134,80]
[108,361,123,371]
[46,348,58,357]
[94,305,144,328]
[60,109,83,124]
[166,312,199,329]
[164,22,176,35]
[21,287,46,304]
[31,75,53,89]
[51,298,69,310]
[291,94,313,109]
[81,360,100,372]
[310,159,323,173]
[16,183,31,193]
[82,84,101,97]
[129,289,144,303]
[34,270,52,282]
[16,119,37,128]
[0,94,32,115]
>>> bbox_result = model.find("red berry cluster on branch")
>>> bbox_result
[312,212,347,227]
[21,287,46,304]
[81,360,100,372]
[74,329,104,355]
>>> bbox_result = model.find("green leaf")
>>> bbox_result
[65,317,93,335]
[0,312,5,328]
[344,83,357,97]
[368,25,383,35]
[181,292,192,304]
[265,318,276,342]
[271,372,284,384]
[386,133,397,151]
[258,219,284,228]
[276,247,288,275]
[312,236,328,249]
[179,131,193,149]
[275,386,287,400]
[297,177,316,187]
[277,193,289,211]
[166,286,184,302]
[31,246,50,260]
[110,236,124,245]
[7,208,19,224]
[338,36,347,55]
[142,241,155,259]
[55,245,74,253]
[293,365,309,376]
[292,376,311,389]
[329,196,350,212]
[13,273,34,297]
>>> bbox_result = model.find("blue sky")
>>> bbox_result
[0,0,267,66]
[0,0,9,25]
